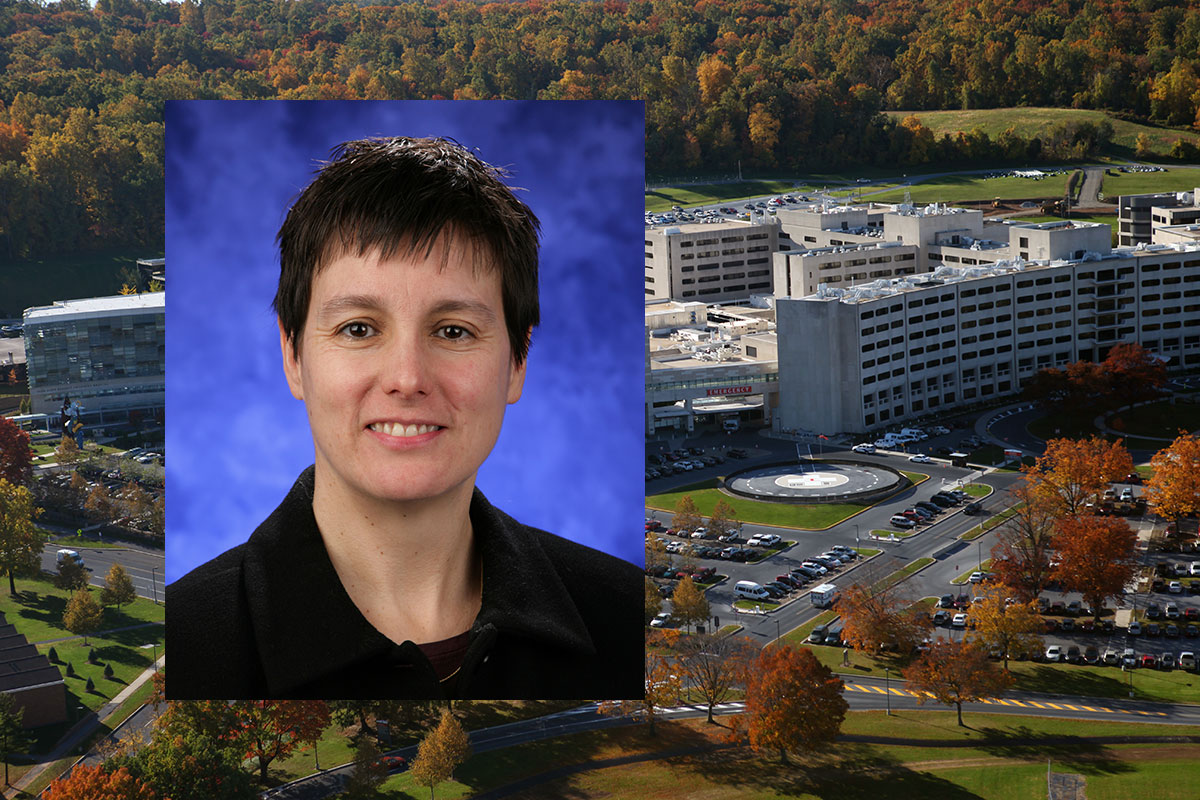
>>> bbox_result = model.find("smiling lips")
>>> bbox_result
[368,422,443,438]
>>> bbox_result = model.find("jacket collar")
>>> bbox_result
[242,467,595,697]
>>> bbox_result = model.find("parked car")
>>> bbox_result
[650,612,672,628]
[1045,645,1063,662]
[909,454,932,463]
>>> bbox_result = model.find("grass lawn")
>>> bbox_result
[734,598,780,611]
[1108,400,1200,440]
[870,174,1070,205]
[884,107,1200,159]
[646,480,868,530]
[783,610,839,646]
[855,547,883,557]
[367,711,1200,800]
[961,483,993,498]
[40,533,128,550]
[870,528,917,538]
[1099,166,1200,198]
[645,180,806,212]
[2,575,164,646]
[38,624,163,714]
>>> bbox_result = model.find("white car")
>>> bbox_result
[1045,645,1063,662]
[1191,562,1200,577]
[690,527,708,539]
[951,613,968,628]
[1169,581,1183,594]
[852,443,876,454]
[758,533,781,547]
[650,612,672,628]
[909,454,932,463]
[746,535,764,547]
[968,571,986,583]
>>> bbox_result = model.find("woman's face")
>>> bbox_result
[280,238,526,507]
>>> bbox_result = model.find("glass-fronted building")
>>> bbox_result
[23,293,165,418]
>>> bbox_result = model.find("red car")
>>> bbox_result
[1140,654,1157,669]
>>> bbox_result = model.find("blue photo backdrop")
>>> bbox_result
[165,100,645,582]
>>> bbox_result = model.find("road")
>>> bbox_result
[40,535,165,603]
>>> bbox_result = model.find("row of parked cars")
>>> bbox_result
[889,488,975,529]
[1047,644,1197,671]
[756,545,859,602]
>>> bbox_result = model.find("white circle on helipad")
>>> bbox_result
[774,472,850,489]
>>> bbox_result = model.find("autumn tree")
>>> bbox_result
[1102,343,1166,410]
[645,577,663,625]
[54,435,81,466]
[677,633,757,724]
[409,709,471,800]
[1146,433,1200,524]
[671,494,701,534]
[0,479,44,595]
[116,482,152,521]
[0,693,32,786]
[989,482,1058,600]
[708,498,739,539]
[838,559,930,655]
[109,725,255,800]
[42,765,155,800]
[63,587,103,645]
[600,652,681,735]
[1052,515,1137,621]
[967,582,1043,670]
[0,418,31,487]
[904,640,1012,727]
[671,574,710,633]
[1022,436,1133,517]
[101,562,137,609]
[84,483,115,523]
[233,700,331,785]
[744,644,847,765]
[645,535,670,575]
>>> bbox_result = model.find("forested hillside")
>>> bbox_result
[3,0,1200,259]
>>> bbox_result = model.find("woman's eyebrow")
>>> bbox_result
[315,294,387,318]
[429,299,499,323]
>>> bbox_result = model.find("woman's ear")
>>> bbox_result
[279,319,304,401]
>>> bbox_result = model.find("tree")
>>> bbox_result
[54,435,81,466]
[838,568,931,655]
[645,577,663,625]
[1022,436,1133,517]
[600,651,681,735]
[1102,343,1166,410]
[1052,515,1138,621]
[1146,433,1200,524]
[84,483,115,523]
[409,709,471,800]
[708,498,739,539]
[989,481,1058,600]
[0,479,44,595]
[904,640,1012,726]
[42,765,155,800]
[343,736,387,799]
[966,582,1043,670]
[63,587,103,645]
[670,574,710,633]
[54,558,90,591]
[116,482,152,522]
[645,535,670,576]
[101,563,137,609]
[677,633,757,724]
[671,494,701,534]
[0,693,33,786]
[744,644,847,764]
[0,418,31,486]
[234,701,331,785]
[112,725,256,800]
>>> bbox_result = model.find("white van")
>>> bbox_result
[734,580,769,601]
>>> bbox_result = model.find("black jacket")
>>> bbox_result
[166,467,644,700]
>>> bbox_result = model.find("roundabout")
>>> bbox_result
[724,460,906,504]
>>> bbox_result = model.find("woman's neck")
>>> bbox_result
[310,468,482,645]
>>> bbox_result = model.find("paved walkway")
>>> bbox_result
[4,655,165,798]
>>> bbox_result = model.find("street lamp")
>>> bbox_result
[855,524,860,549]
[775,618,781,644]
[885,667,892,716]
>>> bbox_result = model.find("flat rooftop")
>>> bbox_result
[25,292,165,322]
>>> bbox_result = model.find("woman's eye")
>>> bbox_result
[437,325,472,341]
[339,322,375,338]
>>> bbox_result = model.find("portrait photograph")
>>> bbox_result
[163,100,646,700]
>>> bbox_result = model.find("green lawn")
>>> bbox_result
[870,528,917,539]
[961,483,993,498]
[1099,166,1200,198]
[40,626,163,714]
[645,180,807,212]
[0,249,157,320]
[2,576,164,646]
[1108,400,1200,440]
[871,174,1070,205]
[885,107,1200,158]
[646,480,869,530]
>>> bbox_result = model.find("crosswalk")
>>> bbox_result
[842,682,1168,716]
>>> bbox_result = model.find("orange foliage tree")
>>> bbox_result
[1022,436,1132,517]
[43,765,156,800]
[677,633,757,724]
[1052,515,1138,620]
[904,640,1012,727]
[989,481,1059,600]
[744,644,847,764]
[966,582,1043,670]
[0,419,31,487]
[838,579,931,656]
[1146,433,1200,525]
[599,652,680,736]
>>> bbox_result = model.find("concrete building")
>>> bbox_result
[775,242,1200,435]
[644,219,782,302]
[1118,191,1194,246]
[23,293,165,418]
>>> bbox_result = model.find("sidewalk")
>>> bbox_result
[4,654,165,798]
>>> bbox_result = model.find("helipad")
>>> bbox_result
[724,460,905,504]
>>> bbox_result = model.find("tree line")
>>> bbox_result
[5,0,1200,259]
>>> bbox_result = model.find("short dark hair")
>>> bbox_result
[274,136,541,363]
